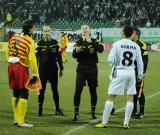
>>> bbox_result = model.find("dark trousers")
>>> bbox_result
[133,79,145,114]
[74,64,98,112]
[38,63,60,110]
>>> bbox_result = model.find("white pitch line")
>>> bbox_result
[62,91,160,135]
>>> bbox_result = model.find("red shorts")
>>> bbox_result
[8,63,29,90]
[61,47,66,53]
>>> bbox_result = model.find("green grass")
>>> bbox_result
[0,52,160,135]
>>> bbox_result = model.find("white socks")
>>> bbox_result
[102,101,113,124]
[101,101,133,125]
[124,101,133,125]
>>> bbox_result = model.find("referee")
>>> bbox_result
[36,25,64,116]
[132,28,149,119]
[72,25,104,121]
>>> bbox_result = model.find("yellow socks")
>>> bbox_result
[17,98,28,124]
[12,97,18,122]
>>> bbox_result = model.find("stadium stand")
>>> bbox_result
[1,0,160,29]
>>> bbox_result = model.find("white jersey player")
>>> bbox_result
[95,26,143,129]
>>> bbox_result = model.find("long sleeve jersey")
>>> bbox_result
[7,33,39,77]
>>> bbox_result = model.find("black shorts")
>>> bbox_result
[76,64,98,87]
[39,62,58,84]
[13,88,29,99]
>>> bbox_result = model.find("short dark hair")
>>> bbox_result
[123,26,133,38]
[22,20,34,35]
[134,28,141,39]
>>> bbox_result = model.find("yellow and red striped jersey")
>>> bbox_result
[7,33,39,77]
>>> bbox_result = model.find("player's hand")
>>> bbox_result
[83,36,91,42]
[59,70,63,78]
[76,46,84,53]
[29,76,38,85]
[138,73,144,80]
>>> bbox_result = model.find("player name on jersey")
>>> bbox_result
[121,45,136,50]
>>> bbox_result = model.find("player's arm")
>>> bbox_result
[108,43,117,67]
[72,40,84,58]
[136,45,144,79]
[35,40,44,63]
[141,41,149,73]
[29,40,39,77]
[57,48,64,71]
[93,39,104,53]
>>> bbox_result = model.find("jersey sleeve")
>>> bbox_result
[108,43,117,66]
[6,40,11,60]
[136,44,144,77]
[29,40,39,77]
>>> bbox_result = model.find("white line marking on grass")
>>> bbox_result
[62,91,160,135]
[145,91,160,99]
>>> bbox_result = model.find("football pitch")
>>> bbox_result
[0,52,160,135]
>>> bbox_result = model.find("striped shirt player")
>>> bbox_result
[7,20,39,127]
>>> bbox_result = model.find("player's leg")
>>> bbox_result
[139,91,145,116]
[88,86,97,119]
[102,95,115,124]
[124,95,134,129]
[50,71,64,116]
[133,79,144,118]
[61,48,67,63]
[95,95,116,128]
[95,68,127,128]
[110,107,116,115]
[138,80,145,118]
[132,68,139,117]
[9,63,19,124]
[38,63,48,116]
[38,79,47,116]
[63,50,68,62]
[132,94,138,118]
[12,89,20,125]
[17,88,33,127]
[9,63,32,127]
[72,72,85,121]
[87,71,98,119]
[124,69,136,128]
[62,53,65,62]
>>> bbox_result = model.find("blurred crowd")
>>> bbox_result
[0,0,160,27]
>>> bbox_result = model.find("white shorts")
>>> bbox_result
[108,68,136,95]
